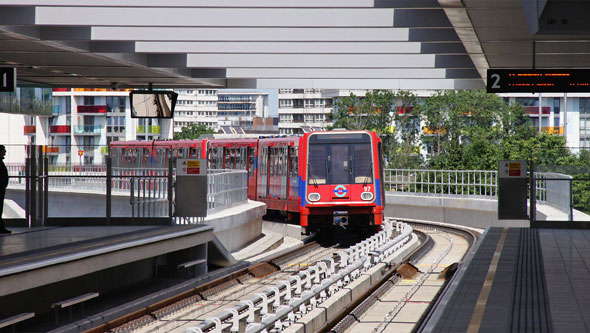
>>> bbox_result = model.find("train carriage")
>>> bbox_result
[256,136,300,216]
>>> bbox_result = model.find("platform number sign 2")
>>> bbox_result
[0,68,16,92]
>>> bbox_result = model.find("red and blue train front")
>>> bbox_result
[300,131,384,233]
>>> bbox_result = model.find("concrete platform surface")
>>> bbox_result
[424,227,590,332]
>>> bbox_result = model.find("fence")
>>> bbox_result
[206,169,248,216]
[384,169,498,197]
[384,168,573,215]
[6,163,248,221]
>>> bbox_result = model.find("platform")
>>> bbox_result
[424,227,590,332]
[0,225,215,321]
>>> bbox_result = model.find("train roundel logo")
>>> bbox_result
[334,185,348,197]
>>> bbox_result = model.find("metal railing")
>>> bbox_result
[384,169,498,197]
[383,168,573,216]
[206,169,248,216]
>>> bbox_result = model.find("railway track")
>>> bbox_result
[329,220,480,333]
[86,219,478,333]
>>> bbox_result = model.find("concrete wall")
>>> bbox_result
[4,188,266,253]
[206,200,265,252]
[385,192,530,228]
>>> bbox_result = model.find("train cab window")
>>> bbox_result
[329,144,350,184]
[308,145,327,184]
[353,144,372,183]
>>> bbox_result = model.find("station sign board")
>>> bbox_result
[0,68,16,92]
[499,160,527,178]
[487,69,590,93]
[177,159,207,176]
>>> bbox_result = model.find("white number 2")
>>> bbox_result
[491,73,501,89]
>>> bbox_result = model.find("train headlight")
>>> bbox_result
[361,192,374,201]
[308,193,321,202]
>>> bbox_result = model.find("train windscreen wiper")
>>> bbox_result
[307,164,319,188]
[362,162,373,187]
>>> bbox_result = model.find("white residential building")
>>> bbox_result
[278,89,333,135]
[1,88,173,165]
[173,89,269,132]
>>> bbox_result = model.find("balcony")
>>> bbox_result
[49,125,71,135]
[136,125,161,134]
[23,125,36,135]
[396,106,414,114]
[73,125,102,135]
[525,106,551,115]
[52,88,70,92]
[77,105,107,114]
[42,146,60,154]
[542,126,564,135]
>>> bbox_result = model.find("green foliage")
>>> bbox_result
[173,123,215,140]
[330,90,423,168]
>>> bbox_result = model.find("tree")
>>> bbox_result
[330,90,422,168]
[174,123,215,140]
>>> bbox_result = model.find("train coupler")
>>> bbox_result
[333,211,349,226]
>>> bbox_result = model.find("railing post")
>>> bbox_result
[569,178,574,222]
[43,156,48,225]
[168,155,174,221]
[37,147,43,226]
[529,161,536,225]
[106,157,112,225]
[25,157,30,227]
[30,145,37,227]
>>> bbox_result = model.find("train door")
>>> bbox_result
[280,147,288,199]
[288,146,299,199]
[247,146,257,199]
[258,146,268,198]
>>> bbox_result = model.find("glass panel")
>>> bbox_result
[308,144,327,184]
[353,143,372,183]
[329,144,350,184]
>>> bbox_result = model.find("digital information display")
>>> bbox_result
[487,69,590,93]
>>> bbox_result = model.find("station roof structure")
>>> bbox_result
[0,0,588,90]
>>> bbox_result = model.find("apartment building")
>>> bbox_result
[173,89,268,132]
[1,88,173,165]
[278,89,333,135]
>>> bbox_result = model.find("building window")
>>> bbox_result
[515,97,538,107]
[553,98,560,113]
[580,98,590,114]
[279,99,293,108]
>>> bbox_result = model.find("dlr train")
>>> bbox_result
[110,130,385,234]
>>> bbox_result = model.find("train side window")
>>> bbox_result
[289,147,298,177]
[281,147,287,176]
[248,147,255,176]
[209,148,217,169]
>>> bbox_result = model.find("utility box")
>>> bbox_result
[175,159,207,217]
[498,160,528,220]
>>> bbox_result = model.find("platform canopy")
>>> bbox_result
[0,1,587,90]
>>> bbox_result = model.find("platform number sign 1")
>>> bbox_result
[0,68,16,92]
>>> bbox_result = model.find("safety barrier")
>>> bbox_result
[185,219,412,333]
[384,168,572,214]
